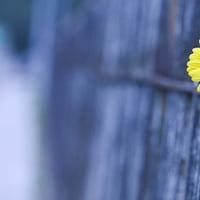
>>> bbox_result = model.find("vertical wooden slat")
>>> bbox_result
[141,91,195,200]
[125,87,153,200]
[155,93,187,200]
[84,86,125,200]
[142,90,165,200]
[48,68,96,200]
[186,100,200,200]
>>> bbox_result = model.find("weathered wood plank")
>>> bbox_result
[47,0,200,199]
[84,86,125,200]
[186,95,200,200]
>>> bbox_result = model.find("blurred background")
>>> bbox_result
[1,0,200,200]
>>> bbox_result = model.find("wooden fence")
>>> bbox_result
[46,0,200,199]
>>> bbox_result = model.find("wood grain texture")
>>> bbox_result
[48,0,200,199]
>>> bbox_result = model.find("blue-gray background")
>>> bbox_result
[0,0,199,200]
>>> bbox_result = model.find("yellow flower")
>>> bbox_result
[187,46,200,92]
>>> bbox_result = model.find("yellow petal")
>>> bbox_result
[190,54,200,60]
[197,85,200,92]
[191,76,200,82]
[187,71,194,77]
[187,61,200,68]
[188,69,200,76]
[192,48,200,54]
[187,66,199,72]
